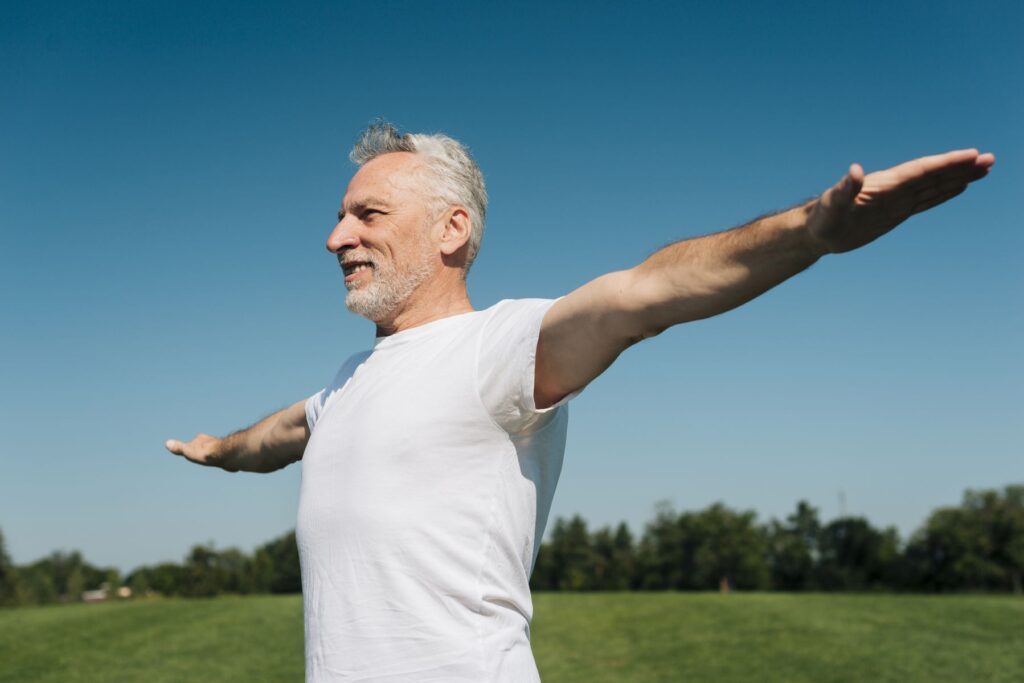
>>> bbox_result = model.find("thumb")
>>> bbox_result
[165,439,185,455]
[835,163,864,205]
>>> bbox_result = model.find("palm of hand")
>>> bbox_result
[165,433,223,467]
[808,149,994,255]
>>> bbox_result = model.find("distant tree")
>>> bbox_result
[0,529,23,607]
[17,567,57,605]
[767,501,821,590]
[636,501,769,591]
[611,522,636,590]
[529,519,565,591]
[816,517,901,590]
[128,570,150,597]
[104,569,122,600]
[255,531,301,594]
[588,526,614,589]
[685,503,770,590]
[65,564,85,602]
[214,548,248,594]
[127,562,189,596]
[964,486,1024,593]
[184,544,224,597]
[561,515,598,590]
[635,500,685,590]
[531,518,636,591]
[904,485,1024,592]
[245,547,275,594]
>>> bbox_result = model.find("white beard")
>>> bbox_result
[344,249,434,322]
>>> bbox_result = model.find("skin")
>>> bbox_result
[166,146,995,471]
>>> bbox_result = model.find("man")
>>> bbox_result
[166,121,994,681]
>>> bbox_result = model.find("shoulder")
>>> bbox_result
[480,298,559,331]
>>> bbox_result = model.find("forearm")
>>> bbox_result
[630,199,828,336]
[166,400,310,472]
[214,400,309,473]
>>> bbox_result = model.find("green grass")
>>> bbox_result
[0,595,303,683]
[1,593,1021,682]
[531,593,1024,682]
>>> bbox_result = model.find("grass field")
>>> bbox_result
[1,593,1021,682]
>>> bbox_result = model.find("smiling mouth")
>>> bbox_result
[341,259,374,285]
[342,262,373,275]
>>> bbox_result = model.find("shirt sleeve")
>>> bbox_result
[304,351,371,433]
[477,298,583,434]
[305,388,327,433]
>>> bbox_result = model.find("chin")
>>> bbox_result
[345,287,397,322]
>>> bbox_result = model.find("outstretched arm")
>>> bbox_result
[165,399,310,473]
[534,148,995,408]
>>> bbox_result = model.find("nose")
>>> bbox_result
[326,216,360,254]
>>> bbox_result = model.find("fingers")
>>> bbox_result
[894,148,997,188]
[969,154,994,181]
[897,158,990,200]
[913,184,967,215]
[895,149,979,181]
[165,436,204,461]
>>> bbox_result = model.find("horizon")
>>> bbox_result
[9,484,1019,576]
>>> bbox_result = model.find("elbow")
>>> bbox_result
[620,266,679,342]
[626,263,736,334]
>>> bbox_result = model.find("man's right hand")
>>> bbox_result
[164,399,310,474]
[165,433,235,471]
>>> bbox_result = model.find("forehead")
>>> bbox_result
[342,152,426,207]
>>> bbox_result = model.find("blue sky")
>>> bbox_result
[2,0,1021,572]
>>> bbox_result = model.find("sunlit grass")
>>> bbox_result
[1,593,1020,682]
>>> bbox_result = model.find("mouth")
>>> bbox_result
[341,259,374,286]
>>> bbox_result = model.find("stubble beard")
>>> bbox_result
[343,249,434,323]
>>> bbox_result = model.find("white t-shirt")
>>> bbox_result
[298,298,578,682]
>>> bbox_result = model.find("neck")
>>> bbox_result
[373,274,473,337]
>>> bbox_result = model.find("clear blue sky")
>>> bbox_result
[2,1,1021,573]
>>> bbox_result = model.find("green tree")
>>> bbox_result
[104,569,122,600]
[685,503,770,590]
[635,501,685,590]
[816,517,900,590]
[128,570,150,598]
[611,522,636,590]
[127,562,189,596]
[905,485,1024,592]
[243,549,274,594]
[17,567,57,605]
[184,544,224,597]
[65,564,85,602]
[636,501,769,590]
[529,519,565,591]
[255,531,301,594]
[536,515,597,590]
[767,501,821,590]
[0,529,23,607]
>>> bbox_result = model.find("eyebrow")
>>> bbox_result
[338,197,391,221]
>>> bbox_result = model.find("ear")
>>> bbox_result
[438,206,472,257]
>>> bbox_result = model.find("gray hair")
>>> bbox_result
[350,120,488,275]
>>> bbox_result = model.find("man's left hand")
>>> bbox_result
[807,148,995,255]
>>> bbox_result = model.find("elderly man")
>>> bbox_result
[166,121,994,681]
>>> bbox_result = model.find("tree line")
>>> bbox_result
[0,530,300,607]
[530,485,1023,593]
[2,484,1021,607]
